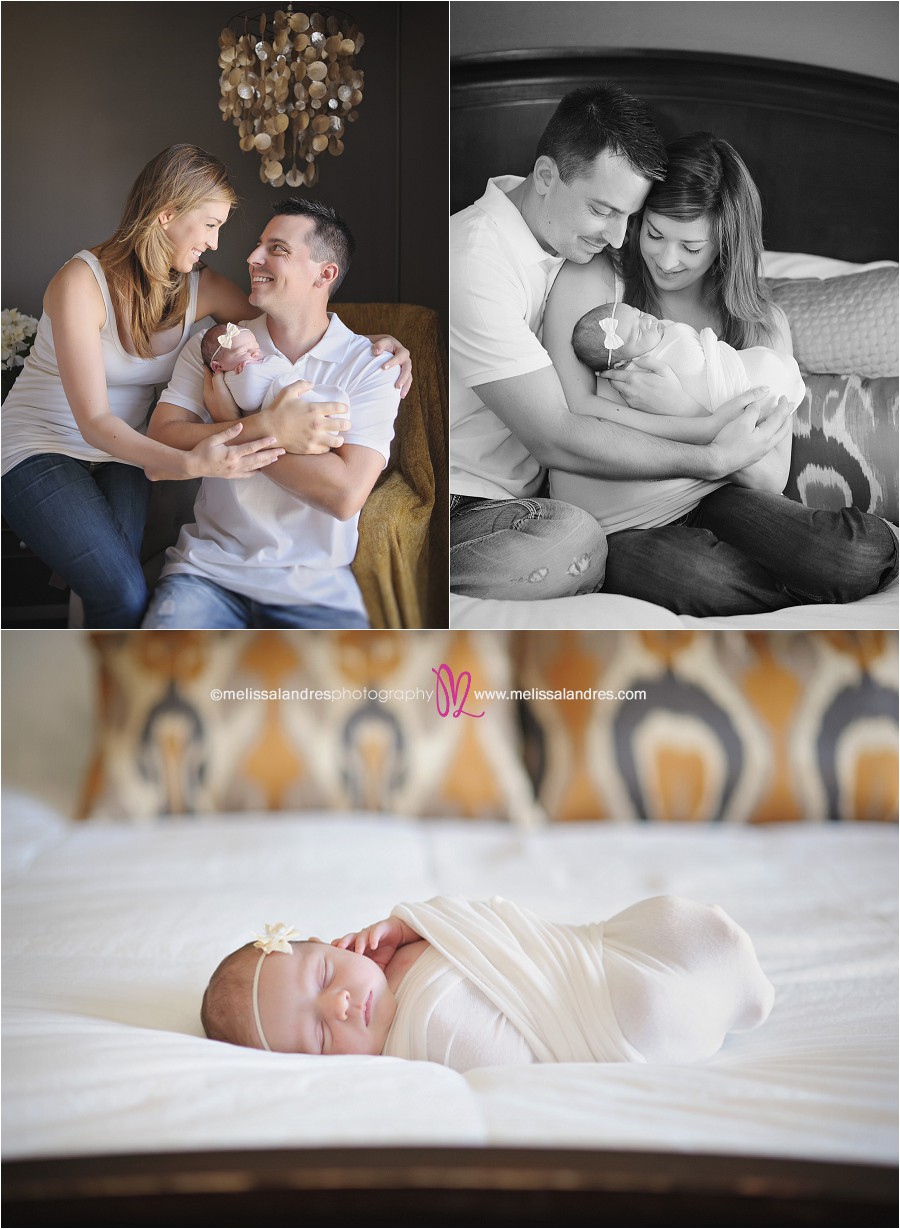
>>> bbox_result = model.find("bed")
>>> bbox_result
[2,628,897,1223]
[449,49,899,632]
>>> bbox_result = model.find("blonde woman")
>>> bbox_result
[1,145,409,627]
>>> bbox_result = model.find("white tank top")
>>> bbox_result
[1,250,200,476]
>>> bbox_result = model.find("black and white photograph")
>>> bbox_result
[449,1,898,633]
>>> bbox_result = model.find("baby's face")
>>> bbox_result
[609,303,664,361]
[254,941,396,1056]
[211,328,261,371]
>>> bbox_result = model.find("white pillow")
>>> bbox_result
[762,251,898,280]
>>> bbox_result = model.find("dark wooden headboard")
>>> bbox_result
[451,50,897,263]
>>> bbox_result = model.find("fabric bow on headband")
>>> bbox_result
[216,321,243,350]
[599,313,624,352]
[253,922,302,955]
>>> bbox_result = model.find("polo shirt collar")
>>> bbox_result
[477,175,565,270]
[252,311,354,366]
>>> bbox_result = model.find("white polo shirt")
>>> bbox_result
[159,313,399,615]
[450,176,565,500]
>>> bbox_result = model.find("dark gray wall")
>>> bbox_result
[1,2,448,331]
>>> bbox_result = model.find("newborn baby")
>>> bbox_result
[572,300,806,414]
[201,895,774,1071]
[199,321,273,419]
[200,320,349,425]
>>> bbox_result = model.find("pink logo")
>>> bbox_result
[432,664,484,719]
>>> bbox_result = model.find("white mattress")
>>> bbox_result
[3,790,896,1166]
[451,575,899,631]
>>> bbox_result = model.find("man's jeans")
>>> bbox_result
[2,453,150,627]
[450,495,608,599]
[143,573,370,629]
[450,486,898,614]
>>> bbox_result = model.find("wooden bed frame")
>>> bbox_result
[4,1147,897,1226]
[3,49,897,1226]
[451,49,897,262]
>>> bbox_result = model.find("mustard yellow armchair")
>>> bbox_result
[333,302,447,629]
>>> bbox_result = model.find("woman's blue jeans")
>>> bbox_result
[602,485,899,615]
[2,452,150,627]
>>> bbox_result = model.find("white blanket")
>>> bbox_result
[700,327,806,411]
[3,798,896,1164]
[387,895,774,1065]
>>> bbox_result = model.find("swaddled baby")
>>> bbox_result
[200,320,350,424]
[201,896,774,1071]
[572,300,806,413]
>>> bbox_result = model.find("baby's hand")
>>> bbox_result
[332,917,416,970]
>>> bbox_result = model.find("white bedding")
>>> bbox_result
[451,576,899,631]
[3,790,897,1166]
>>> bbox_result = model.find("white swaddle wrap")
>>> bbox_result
[700,327,807,411]
[382,895,774,1067]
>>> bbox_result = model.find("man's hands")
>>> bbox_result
[259,380,351,454]
[706,388,794,479]
[331,917,421,971]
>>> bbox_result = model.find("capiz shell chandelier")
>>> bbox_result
[218,8,365,189]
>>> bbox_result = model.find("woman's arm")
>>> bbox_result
[366,335,413,398]
[726,308,795,491]
[543,261,714,441]
[196,266,258,324]
[44,260,282,480]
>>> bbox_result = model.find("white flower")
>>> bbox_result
[253,922,302,954]
[2,307,39,371]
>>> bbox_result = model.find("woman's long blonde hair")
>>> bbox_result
[623,132,776,349]
[94,145,238,358]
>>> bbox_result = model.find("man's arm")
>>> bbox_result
[474,364,791,481]
[261,347,400,519]
[262,443,386,521]
[148,336,351,456]
[724,309,797,493]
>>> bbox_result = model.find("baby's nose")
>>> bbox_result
[331,989,350,1021]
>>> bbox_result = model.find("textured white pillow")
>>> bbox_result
[768,267,899,378]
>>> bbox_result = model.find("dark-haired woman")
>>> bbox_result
[544,132,896,614]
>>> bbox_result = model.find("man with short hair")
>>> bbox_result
[143,198,400,629]
[450,84,792,600]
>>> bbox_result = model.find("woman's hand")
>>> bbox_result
[185,422,285,478]
[600,356,703,416]
[203,369,241,423]
[332,917,420,971]
[260,380,352,454]
[368,334,413,398]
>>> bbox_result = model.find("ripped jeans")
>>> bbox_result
[450,494,608,599]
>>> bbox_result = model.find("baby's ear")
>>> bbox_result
[210,360,225,374]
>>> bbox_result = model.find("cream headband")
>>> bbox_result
[210,321,250,366]
[251,922,302,1051]
[599,294,624,359]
